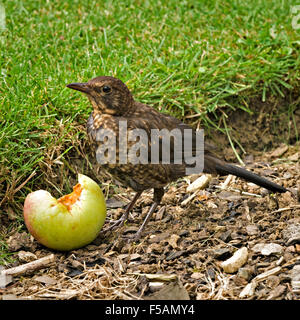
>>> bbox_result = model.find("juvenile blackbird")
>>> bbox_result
[67,76,287,240]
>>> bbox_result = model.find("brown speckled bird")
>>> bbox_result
[67,76,287,240]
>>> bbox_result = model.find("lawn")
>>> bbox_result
[0,0,299,233]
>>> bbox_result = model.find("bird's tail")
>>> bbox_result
[214,162,287,193]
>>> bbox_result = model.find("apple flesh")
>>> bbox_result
[24,174,106,251]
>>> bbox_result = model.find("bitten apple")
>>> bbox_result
[23,174,106,251]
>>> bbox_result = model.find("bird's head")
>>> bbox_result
[66,76,134,116]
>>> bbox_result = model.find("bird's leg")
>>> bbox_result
[103,191,142,232]
[124,188,164,241]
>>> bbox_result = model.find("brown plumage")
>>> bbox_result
[67,76,287,240]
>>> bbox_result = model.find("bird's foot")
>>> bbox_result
[101,214,128,233]
[101,191,143,234]
[122,229,143,243]
[122,201,159,242]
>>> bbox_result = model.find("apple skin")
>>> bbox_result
[23,174,106,251]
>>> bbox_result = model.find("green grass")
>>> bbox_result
[0,0,299,221]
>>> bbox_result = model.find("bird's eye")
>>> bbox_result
[102,85,112,94]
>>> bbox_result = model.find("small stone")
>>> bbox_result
[149,282,165,292]
[252,243,283,256]
[283,223,300,246]
[246,224,259,236]
[17,251,37,263]
[221,247,248,274]
[237,267,252,281]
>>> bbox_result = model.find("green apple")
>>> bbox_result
[23,174,106,251]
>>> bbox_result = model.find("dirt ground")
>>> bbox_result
[0,99,299,300]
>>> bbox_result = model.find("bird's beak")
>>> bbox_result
[66,82,91,94]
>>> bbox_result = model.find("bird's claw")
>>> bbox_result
[101,216,128,233]
[121,231,143,243]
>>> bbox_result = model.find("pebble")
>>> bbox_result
[149,282,165,292]
[237,267,252,281]
[221,247,248,273]
[17,251,37,263]
[252,243,283,256]
[246,224,259,236]
[283,223,300,246]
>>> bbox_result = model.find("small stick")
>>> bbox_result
[13,170,36,195]
[181,190,199,206]
[271,205,300,214]
[186,174,212,193]
[222,115,245,167]
[215,185,262,198]
[1,254,55,277]
[220,174,234,189]
[239,266,282,298]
